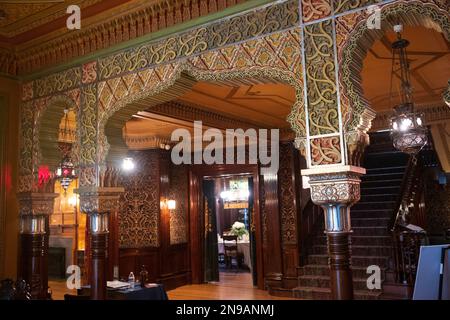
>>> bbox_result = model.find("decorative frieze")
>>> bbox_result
[98,0,299,80]
[14,0,277,76]
[34,67,81,98]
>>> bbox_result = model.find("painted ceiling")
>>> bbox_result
[362,25,450,112]
[124,81,296,147]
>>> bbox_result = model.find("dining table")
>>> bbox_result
[76,283,168,300]
[218,239,252,273]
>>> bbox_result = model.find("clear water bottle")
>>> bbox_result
[128,272,135,289]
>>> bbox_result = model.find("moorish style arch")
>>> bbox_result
[15,0,449,300]
[337,0,450,164]
[101,61,305,166]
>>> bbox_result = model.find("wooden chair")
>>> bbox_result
[222,235,242,269]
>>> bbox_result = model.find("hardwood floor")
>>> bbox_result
[167,272,295,300]
[49,279,77,300]
[49,272,295,300]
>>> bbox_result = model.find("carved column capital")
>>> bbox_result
[17,192,59,235]
[301,166,365,299]
[17,192,59,216]
[302,166,365,207]
[74,186,124,214]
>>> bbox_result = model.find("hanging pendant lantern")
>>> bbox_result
[55,109,77,193]
[389,25,428,154]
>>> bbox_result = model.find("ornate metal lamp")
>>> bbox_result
[389,25,427,154]
[55,109,76,193]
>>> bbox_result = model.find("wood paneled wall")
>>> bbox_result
[117,149,190,290]
[115,144,306,293]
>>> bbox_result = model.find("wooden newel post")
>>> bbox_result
[75,187,124,300]
[301,166,365,300]
[17,192,58,299]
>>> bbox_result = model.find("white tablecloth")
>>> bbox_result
[218,241,252,273]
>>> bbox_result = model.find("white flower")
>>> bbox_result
[232,221,245,230]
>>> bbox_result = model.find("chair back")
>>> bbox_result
[222,235,238,252]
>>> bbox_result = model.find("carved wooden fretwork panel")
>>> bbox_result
[169,164,188,245]
[119,150,160,248]
[278,143,297,245]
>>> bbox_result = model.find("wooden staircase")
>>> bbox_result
[292,132,410,299]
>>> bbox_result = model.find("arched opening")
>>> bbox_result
[37,96,86,286]
[100,65,303,292]
[332,1,450,299]
[361,25,450,122]
[339,1,450,134]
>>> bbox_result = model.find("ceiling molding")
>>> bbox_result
[0,0,275,77]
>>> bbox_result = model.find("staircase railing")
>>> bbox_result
[390,154,427,286]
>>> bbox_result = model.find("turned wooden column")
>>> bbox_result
[301,166,365,300]
[17,192,58,299]
[89,212,109,300]
[75,187,124,300]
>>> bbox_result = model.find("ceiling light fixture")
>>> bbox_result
[389,24,428,154]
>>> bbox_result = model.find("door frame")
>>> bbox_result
[188,164,264,289]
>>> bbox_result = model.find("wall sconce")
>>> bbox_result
[122,157,135,171]
[167,200,176,210]
[160,199,176,210]
[68,195,78,207]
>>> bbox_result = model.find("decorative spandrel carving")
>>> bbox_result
[304,20,339,136]
[34,67,81,97]
[333,0,381,14]
[119,151,160,248]
[98,0,299,80]
[337,1,450,134]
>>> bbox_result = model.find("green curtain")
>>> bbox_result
[248,177,257,286]
[203,179,219,282]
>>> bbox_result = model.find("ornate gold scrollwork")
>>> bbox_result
[304,20,339,136]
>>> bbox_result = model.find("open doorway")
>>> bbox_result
[202,174,257,287]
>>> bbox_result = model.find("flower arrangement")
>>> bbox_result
[230,221,248,239]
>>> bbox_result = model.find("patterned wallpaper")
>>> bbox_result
[119,150,160,248]
[169,164,188,245]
